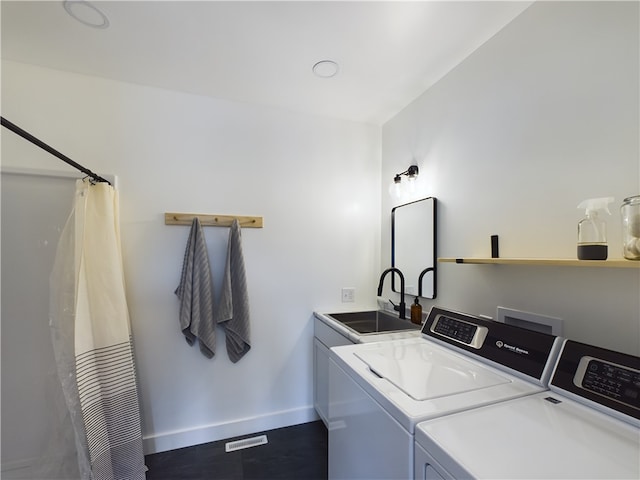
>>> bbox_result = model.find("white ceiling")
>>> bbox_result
[1,1,533,125]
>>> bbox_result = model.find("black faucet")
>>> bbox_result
[418,267,435,298]
[377,268,406,319]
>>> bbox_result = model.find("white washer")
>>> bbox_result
[414,339,640,479]
[328,306,563,479]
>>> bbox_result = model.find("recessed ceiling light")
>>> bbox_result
[313,60,339,78]
[63,0,110,29]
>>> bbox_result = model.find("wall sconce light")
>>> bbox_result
[390,165,419,198]
[393,165,419,185]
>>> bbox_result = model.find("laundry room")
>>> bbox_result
[1,1,638,479]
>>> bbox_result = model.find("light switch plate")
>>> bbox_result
[341,287,355,303]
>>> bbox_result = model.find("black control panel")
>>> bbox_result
[580,359,640,404]
[431,316,479,345]
[552,340,640,420]
[422,306,558,381]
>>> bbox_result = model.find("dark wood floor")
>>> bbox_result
[145,421,328,480]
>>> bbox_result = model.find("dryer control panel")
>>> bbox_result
[553,340,640,420]
[575,357,640,406]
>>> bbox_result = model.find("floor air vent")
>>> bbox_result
[225,434,268,452]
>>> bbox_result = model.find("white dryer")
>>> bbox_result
[414,339,640,479]
[328,306,563,479]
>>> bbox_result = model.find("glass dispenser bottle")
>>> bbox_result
[621,195,640,260]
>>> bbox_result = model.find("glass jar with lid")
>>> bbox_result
[621,195,640,260]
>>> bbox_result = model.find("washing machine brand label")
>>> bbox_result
[496,340,529,355]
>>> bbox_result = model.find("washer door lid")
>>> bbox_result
[355,343,510,401]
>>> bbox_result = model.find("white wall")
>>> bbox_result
[381,1,640,356]
[1,60,381,454]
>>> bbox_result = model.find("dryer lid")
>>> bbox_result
[355,342,511,401]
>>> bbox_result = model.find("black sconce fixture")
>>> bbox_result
[391,165,419,198]
[393,165,419,185]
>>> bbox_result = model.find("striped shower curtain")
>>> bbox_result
[49,179,146,480]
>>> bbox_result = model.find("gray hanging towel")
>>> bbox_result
[175,217,216,358]
[217,219,251,362]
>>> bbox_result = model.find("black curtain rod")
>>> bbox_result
[1,116,111,185]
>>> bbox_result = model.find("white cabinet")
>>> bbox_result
[314,318,353,426]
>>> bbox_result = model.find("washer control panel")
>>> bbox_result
[431,315,487,349]
[574,356,640,408]
[422,307,560,382]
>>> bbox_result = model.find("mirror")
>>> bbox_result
[391,197,437,299]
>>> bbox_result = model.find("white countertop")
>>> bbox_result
[313,311,423,343]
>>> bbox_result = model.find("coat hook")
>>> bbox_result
[165,212,263,228]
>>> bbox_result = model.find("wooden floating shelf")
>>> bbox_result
[438,257,640,268]
[165,212,263,228]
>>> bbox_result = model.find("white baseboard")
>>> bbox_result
[143,406,320,455]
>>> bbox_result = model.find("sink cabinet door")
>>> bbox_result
[314,318,353,427]
[314,338,332,426]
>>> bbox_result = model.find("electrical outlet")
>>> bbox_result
[341,287,355,303]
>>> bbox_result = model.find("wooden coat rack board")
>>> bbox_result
[165,212,263,228]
